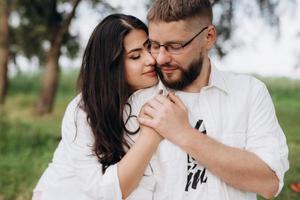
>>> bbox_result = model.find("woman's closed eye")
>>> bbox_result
[129,53,141,60]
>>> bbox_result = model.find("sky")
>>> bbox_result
[12,0,300,78]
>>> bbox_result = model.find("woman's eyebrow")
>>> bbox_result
[127,48,143,54]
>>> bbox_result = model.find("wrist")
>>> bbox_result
[171,125,195,147]
[139,127,162,143]
[176,126,200,149]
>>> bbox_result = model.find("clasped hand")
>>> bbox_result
[138,91,192,144]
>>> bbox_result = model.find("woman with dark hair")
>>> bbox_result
[33,14,161,200]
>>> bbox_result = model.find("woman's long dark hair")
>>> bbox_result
[77,14,148,173]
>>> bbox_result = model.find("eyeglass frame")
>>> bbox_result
[145,26,209,54]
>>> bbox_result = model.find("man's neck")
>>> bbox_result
[181,57,211,93]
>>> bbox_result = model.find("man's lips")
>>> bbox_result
[161,67,178,73]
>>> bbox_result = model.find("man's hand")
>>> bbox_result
[138,92,192,144]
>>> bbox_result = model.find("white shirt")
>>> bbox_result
[174,92,207,199]
[33,95,155,200]
[33,64,289,200]
[127,64,289,200]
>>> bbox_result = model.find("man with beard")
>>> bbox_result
[127,0,289,199]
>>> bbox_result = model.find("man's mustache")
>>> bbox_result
[155,64,181,70]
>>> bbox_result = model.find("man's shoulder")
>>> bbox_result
[220,70,266,93]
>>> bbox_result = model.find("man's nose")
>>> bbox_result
[155,47,172,66]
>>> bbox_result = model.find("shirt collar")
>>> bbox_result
[208,62,229,94]
[158,79,169,96]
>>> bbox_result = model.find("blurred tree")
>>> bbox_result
[211,0,283,57]
[0,0,13,105]
[34,0,82,115]
[12,0,112,115]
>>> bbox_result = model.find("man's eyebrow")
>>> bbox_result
[148,39,158,43]
[149,38,184,44]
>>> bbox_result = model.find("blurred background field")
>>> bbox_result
[0,72,299,200]
[0,71,77,200]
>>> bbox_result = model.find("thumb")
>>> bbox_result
[138,117,154,128]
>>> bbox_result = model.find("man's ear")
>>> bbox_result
[205,25,217,49]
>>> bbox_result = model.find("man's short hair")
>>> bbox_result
[147,0,213,23]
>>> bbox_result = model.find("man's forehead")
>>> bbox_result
[148,20,193,42]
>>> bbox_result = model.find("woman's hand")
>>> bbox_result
[139,103,163,142]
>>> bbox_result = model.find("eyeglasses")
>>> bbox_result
[144,26,208,55]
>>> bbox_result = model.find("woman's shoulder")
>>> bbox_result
[61,93,94,143]
[128,84,160,105]
[65,93,84,113]
[66,93,83,111]
[62,93,87,124]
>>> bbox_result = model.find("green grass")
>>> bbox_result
[0,73,299,200]
[263,78,300,200]
[0,71,78,200]
[0,115,60,200]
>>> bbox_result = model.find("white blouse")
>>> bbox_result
[33,94,155,200]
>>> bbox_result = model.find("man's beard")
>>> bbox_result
[156,54,204,90]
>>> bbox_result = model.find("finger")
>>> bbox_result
[168,92,186,110]
[155,94,172,106]
[147,98,164,111]
[143,105,157,118]
[166,93,175,103]
[139,108,153,119]
[138,117,155,128]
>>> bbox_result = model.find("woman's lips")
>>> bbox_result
[144,70,157,77]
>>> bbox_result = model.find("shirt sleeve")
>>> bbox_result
[245,80,289,196]
[60,97,123,200]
